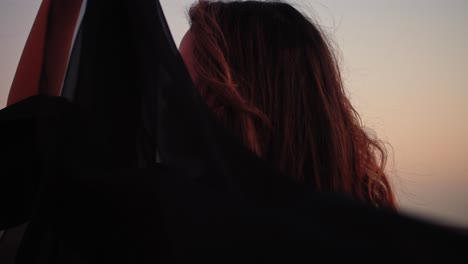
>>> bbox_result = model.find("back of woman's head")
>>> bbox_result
[186,0,396,209]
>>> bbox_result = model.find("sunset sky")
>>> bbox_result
[0,0,467,227]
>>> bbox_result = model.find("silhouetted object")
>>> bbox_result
[1,0,467,263]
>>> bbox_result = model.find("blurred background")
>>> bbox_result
[0,0,467,228]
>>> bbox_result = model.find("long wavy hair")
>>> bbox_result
[187,0,396,209]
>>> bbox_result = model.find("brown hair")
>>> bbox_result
[187,0,396,209]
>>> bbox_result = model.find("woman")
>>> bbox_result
[2,1,468,263]
[179,0,396,209]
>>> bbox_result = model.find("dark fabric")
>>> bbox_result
[0,96,467,263]
[0,224,29,264]
[0,0,467,263]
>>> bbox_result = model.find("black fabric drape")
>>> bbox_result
[0,0,467,263]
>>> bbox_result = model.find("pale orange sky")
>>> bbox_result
[0,0,467,228]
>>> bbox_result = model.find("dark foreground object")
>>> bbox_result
[1,0,467,263]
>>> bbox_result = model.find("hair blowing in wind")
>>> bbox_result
[187,0,397,209]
